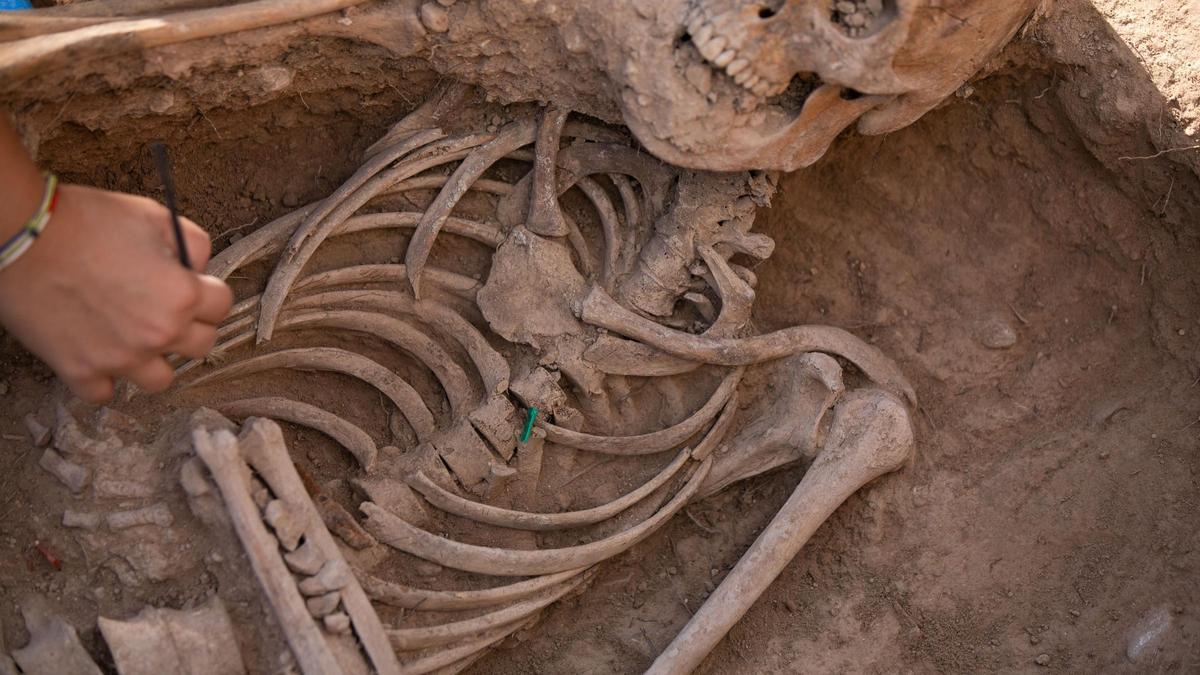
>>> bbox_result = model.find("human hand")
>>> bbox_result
[0,184,233,403]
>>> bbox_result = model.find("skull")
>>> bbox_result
[604,0,1042,170]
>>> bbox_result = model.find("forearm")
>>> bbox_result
[1,113,47,241]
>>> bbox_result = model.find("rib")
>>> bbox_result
[581,285,918,405]
[259,132,496,342]
[406,447,691,530]
[292,289,510,396]
[360,457,712,576]
[405,119,537,299]
[396,621,520,675]
[382,175,514,197]
[575,176,622,290]
[215,396,379,471]
[204,310,476,418]
[540,368,743,455]
[387,575,584,650]
[359,568,587,612]
[186,347,437,441]
[213,211,499,284]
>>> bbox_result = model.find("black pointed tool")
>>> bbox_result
[150,142,191,269]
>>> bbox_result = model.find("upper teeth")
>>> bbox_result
[688,19,781,98]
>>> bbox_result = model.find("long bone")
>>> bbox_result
[526,106,570,237]
[205,309,476,417]
[237,418,401,675]
[360,567,588,612]
[583,244,755,376]
[192,427,343,675]
[0,0,369,84]
[647,389,914,674]
[216,397,378,471]
[581,285,918,405]
[186,347,438,441]
[360,456,712,576]
[407,447,691,531]
[541,367,743,455]
[405,119,538,299]
[387,574,587,651]
[259,132,498,341]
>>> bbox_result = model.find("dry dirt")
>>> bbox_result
[0,1,1197,673]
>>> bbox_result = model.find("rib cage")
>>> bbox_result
[173,95,911,673]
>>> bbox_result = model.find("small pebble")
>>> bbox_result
[979,317,1018,349]
[836,1,856,13]
[1035,654,1051,666]
[419,2,449,33]
[783,600,798,613]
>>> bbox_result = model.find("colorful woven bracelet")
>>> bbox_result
[0,173,59,272]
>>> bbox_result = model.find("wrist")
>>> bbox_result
[0,116,45,241]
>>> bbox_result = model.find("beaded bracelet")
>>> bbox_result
[0,173,59,272]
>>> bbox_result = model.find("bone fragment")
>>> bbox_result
[193,428,343,675]
[360,567,587,612]
[315,494,377,550]
[235,419,401,675]
[541,367,743,455]
[526,106,570,236]
[407,447,691,531]
[97,596,246,675]
[0,0,372,85]
[351,477,430,529]
[107,504,174,531]
[468,395,518,460]
[62,509,101,530]
[299,559,351,596]
[188,347,436,442]
[215,397,379,472]
[323,612,352,635]
[38,449,89,493]
[12,601,102,675]
[179,457,212,496]
[284,541,326,576]
[406,119,537,298]
[307,591,341,618]
[581,285,917,405]
[362,457,711,576]
[388,575,584,650]
[264,499,305,551]
[24,414,51,447]
[647,390,914,674]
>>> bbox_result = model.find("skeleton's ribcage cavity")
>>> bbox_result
[173,100,913,671]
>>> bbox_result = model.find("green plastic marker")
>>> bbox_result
[519,407,538,444]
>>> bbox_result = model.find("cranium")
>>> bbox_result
[609,0,1043,170]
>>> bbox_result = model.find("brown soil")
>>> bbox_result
[0,1,1197,673]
